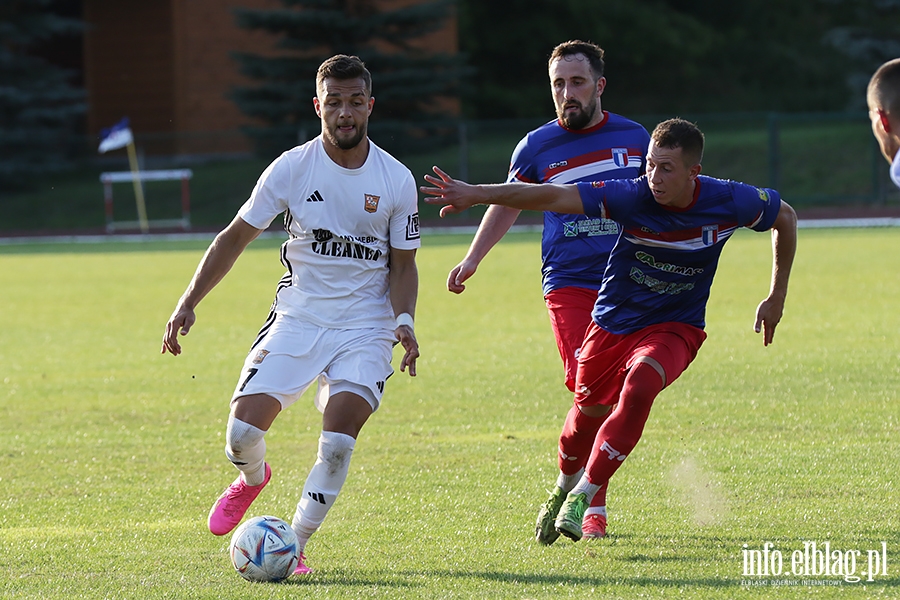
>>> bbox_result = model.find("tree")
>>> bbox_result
[820,0,900,110]
[231,0,469,155]
[458,0,857,119]
[0,0,84,191]
[458,0,718,119]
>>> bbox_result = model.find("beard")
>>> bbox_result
[324,120,367,150]
[558,96,598,130]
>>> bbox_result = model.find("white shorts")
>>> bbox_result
[231,313,396,413]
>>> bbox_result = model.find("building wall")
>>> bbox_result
[170,0,282,138]
[84,0,178,135]
[84,0,281,154]
[83,0,458,155]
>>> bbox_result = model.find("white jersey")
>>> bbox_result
[891,150,900,190]
[238,135,420,329]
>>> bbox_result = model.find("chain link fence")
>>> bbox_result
[3,112,896,233]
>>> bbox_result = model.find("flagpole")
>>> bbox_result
[125,140,149,233]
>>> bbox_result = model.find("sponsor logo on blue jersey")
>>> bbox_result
[562,218,619,238]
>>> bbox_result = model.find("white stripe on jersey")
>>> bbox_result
[547,158,642,184]
[623,226,738,251]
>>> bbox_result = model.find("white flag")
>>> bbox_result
[98,117,134,154]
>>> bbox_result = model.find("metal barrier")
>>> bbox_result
[100,169,193,233]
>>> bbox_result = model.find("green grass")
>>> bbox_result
[1,229,898,598]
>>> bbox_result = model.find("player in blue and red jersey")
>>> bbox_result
[423,118,798,543]
[447,41,649,541]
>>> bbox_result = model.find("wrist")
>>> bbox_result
[395,312,414,330]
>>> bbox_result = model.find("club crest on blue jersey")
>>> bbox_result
[701,225,719,246]
[364,194,380,213]
[612,148,629,168]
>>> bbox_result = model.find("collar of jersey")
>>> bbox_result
[557,111,609,135]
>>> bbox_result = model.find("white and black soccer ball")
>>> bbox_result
[229,515,300,582]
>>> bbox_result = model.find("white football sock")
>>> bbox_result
[570,476,602,503]
[225,415,267,486]
[292,431,356,551]
[556,468,585,493]
[584,506,608,518]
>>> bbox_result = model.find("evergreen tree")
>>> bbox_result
[459,0,856,118]
[821,0,900,110]
[231,0,469,155]
[0,0,84,191]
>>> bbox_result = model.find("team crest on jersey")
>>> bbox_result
[612,148,629,168]
[252,349,270,364]
[701,225,719,246]
[364,194,380,213]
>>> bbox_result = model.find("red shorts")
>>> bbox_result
[573,321,707,406]
[544,286,599,392]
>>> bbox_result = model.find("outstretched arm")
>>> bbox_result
[421,166,584,217]
[754,200,797,346]
[161,216,263,356]
[447,205,521,293]
[389,248,419,376]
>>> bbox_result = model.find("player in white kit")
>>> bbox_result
[161,55,420,575]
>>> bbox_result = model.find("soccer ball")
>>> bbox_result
[229,516,300,582]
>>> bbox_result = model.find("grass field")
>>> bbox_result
[1,228,898,599]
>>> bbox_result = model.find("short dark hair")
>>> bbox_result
[316,54,372,96]
[868,58,900,116]
[651,118,705,166]
[548,40,605,80]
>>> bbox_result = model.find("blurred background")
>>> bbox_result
[2,0,899,234]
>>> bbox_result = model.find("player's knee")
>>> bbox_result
[578,403,613,418]
[317,431,356,474]
[225,415,266,462]
[622,362,664,406]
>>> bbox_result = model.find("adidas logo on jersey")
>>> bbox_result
[306,190,324,203]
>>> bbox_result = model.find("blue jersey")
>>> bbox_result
[577,175,782,334]
[507,112,650,295]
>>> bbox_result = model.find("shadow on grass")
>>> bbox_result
[401,569,737,588]
[293,568,899,590]
[275,568,734,590]
[277,571,420,589]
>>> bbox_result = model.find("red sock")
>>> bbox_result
[590,480,608,509]
[558,404,609,476]
[585,362,664,487]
